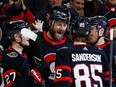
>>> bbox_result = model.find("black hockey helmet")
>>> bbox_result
[49,6,69,23]
[71,16,91,36]
[90,16,108,35]
[6,20,30,39]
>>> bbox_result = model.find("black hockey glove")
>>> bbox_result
[30,61,50,84]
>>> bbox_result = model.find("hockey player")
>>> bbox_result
[54,16,110,87]
[87,15,116,86]
[23,6,73,87]
[1,20,36,87]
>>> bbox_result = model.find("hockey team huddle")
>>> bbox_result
[0,0,116,87]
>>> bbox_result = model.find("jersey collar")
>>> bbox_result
[43,31,66,45]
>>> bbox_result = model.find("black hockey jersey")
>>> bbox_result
[1,46,31,87]
[55,44,110,87]
[33,31,72,87]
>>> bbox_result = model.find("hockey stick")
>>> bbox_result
[109,28,113,87]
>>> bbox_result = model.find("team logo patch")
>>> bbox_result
[7,52,18,58]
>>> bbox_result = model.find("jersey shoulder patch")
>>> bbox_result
[7,52,18,58]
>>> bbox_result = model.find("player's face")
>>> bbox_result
[21,35,30,46]
[87,25,99,44]
[49,0,62,7]
[49,21,68,41]
[108,0,116,5]
[71,0,84,11]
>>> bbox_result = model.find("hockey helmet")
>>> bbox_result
[90,16,108,34]
[6,20,30,39]
[71,16,91,36]
[49,6,69,23]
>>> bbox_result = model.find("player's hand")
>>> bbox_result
[30,61,50,84]
[32,20,44,32]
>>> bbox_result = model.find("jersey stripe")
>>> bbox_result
[55,65,71,72]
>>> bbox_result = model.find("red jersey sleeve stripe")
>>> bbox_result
[54,76,72,83]
[55,65,71,72]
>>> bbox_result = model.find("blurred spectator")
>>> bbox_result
[48,0,63,7]
[70,0,84,16]
[85,0,116,19]
[26,0,65,31]
[26,0,47,21]
[2,0,35,24]
[0,0,4,15]
[46,0,68,16]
